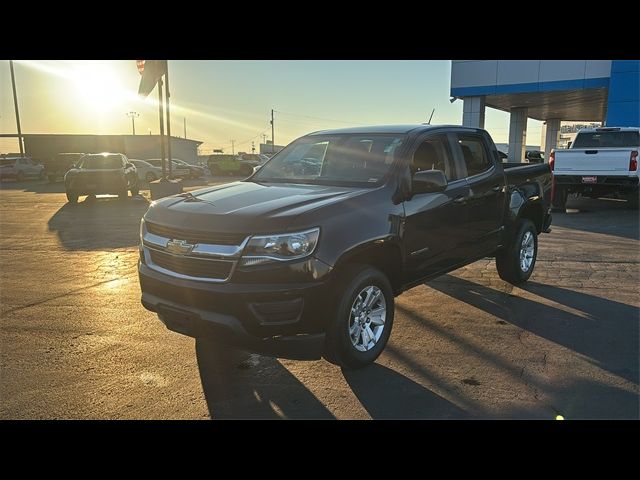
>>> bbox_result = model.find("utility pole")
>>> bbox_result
[251,141,255,154]
[164,61,172,179]
[158,78,166,179]
[270,109,275,153]
[9,61,24,158]
[231,139,235,155]
[127,111,139,135]
[262,133,267,144]
[183,117,187,138]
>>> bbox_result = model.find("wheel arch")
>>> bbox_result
[332,240,404,296]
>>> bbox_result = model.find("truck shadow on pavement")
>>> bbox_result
[428,275,639,385]
[48,196,149,250]
[342,363,469,419]
[195,339,335,419]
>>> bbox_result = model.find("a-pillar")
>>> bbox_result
[462,96,486,128]
[543,119,561,162]
[508,107,528,163]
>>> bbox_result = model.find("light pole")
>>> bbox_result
[127,111,140,135]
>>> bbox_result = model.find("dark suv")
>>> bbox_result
[64,153,139,203]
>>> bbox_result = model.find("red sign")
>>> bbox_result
[136,60,145,75]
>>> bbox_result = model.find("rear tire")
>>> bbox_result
[66,190,78,204]
[496,219,538,285]
[323,265,394,369]
[130,182,139,196]
[552,185,568,210]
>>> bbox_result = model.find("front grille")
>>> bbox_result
[146,222,246,245]
[149,249,233,279]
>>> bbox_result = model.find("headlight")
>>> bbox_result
[240,228,320,266]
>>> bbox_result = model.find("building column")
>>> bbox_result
[543,118,561,162]
[508,107,528,163]
[462,96,486,128]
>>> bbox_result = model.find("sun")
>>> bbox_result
[72,63,124,110]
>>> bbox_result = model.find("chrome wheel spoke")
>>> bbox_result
[348,285,387,352]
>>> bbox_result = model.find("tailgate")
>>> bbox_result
[555,149,632,174]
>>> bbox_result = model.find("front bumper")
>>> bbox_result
[138,258,333,360]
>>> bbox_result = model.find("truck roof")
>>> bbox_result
[577,127,640,133]
[308,124,480,135]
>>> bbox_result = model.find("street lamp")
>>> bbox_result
[127,111,140,135]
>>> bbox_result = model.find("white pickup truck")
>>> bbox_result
[550,127,639,209]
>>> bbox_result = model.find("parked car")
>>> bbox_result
[551,127,639,209]
[43,152,84,182]
[525,150,545,164]
[207,154,259,177]
[0,156,45,181]
[138,124,552,369]
[172,158,205,179]
[64,153,138,203]
[145,159,191,179]
[130,159,163,182]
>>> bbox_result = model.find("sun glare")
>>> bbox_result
[72,64,124,110]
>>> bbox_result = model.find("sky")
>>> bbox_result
[0,60,543,154]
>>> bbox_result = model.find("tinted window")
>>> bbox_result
[457,135,491,177]
[572,131,639,148]
[411,135,457,181]
[253,134,405,187]
[78,155,123,169]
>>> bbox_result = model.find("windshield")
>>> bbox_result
[252,134,406,186]
[77,155,123,169]
[573,131,639,148]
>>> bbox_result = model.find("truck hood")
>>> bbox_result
[144,181,370,234]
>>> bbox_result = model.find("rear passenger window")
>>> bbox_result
[457,135,491,177]
[411,135,457,181]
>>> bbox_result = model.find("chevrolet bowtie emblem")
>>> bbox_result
[165,239,195,255]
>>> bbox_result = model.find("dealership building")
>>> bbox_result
[19,134,202,164]
[450,60,640,162]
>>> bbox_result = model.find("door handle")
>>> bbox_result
[492,185,502,192]
[453,195,468,204]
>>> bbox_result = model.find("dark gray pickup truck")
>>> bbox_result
[138,125,552,368]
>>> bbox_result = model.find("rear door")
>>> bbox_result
[451,131,505,257]
[402,132,471,281]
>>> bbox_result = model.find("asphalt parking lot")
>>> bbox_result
[1,179,638,419]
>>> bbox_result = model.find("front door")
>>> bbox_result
[403,133,471,282]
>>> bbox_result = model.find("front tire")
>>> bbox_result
[323,265,394,369]
[496,219,538,285]
[130,182,139,196]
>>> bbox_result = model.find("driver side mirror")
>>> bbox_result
[412,169,448,194]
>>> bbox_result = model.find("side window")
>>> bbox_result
[457,134,492,177]
[411,135,457,181]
